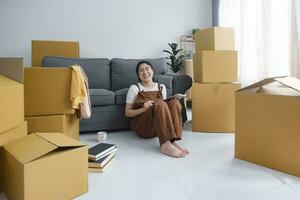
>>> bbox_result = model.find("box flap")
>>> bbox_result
[35,132,84,147]
[3,133,57,164]
[237,76,287,92]
[274,77,300,92]
[0,58,24,83]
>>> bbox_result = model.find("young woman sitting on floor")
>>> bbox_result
[125,61,189,158]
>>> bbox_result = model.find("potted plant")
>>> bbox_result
[163,43,185,73]
[191,28,199,35]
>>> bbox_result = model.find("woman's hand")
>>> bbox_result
[125,101,153,118]
[143,101,154,111]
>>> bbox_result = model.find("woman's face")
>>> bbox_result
[138,63,154,83]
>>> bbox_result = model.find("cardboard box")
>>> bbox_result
[0,75,24,133]
[0,121,27,147]
[3,132,88,200]
[0,121,27,193]
[184,59,194,79]
[235,76,300,176]
[184,59,193,101]
[32,40,79,67]
[25,114,79,140]
[24,67,74,116]
[194,27,235,51]
[192,82,241,132]
[0,57,24,83]
[193,51,237,83]
[0,58,25,193]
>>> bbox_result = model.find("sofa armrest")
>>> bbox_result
[164,72,192,123]
[153,74,172,97]
[164,72,192,95]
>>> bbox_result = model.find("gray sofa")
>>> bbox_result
[42,56,192,132]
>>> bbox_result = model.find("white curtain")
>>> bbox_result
[291,0,300,78]
[218,0,293,85]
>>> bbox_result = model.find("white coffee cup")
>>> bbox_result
[97,131,107,143]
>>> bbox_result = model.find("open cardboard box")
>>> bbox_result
[235,76,300,176]
[2,132,88,200]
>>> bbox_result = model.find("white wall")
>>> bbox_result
[0,0,212,66]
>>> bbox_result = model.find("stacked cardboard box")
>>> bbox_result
[24,67,79,140]
[192,27,241,132]
[0,58,27,193]
[31,40,80,67]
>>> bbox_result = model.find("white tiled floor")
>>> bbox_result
[75,110,300,200]
[2,110,300,200]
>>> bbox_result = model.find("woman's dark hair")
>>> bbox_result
[135,61,155,81]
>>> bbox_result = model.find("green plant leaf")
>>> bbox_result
[163,50,172,55]
[164,42,185,73]
[178,55,185,59]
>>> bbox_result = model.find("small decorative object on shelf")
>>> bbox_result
[179,35,195,59]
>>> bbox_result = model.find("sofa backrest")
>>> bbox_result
[110,58,168,91]
[42,56,110,90]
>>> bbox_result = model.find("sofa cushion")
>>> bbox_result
[89,89,115,106]
[42,56,111,90]
[111,58,168,91]
[115,88,129,105]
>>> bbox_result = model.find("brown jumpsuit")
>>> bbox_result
[131,83,182,145]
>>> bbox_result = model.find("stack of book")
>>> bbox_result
[88,143,117,173]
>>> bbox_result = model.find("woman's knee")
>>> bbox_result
[154,99,168,108]
[168,99,182,110]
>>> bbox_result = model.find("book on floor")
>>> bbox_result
[90,147,118,161]
[88,142,116,160]
[88,155,116,173]
[89,151,116,168]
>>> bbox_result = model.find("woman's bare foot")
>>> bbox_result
[160,141,185,158]
[173,141,189,155]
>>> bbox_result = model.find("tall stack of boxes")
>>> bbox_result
[24,40,81,140]
[192,27,241,132]
[1,46,88,199]
[0,58,27,193]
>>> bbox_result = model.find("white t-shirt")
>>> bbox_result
[126,82,167,104]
